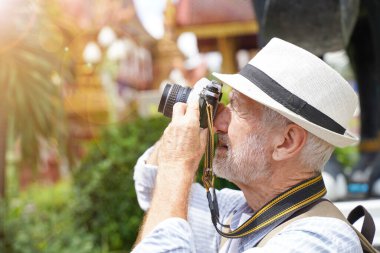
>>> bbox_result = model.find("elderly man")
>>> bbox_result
[132,38,362,252]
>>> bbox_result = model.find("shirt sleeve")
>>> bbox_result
[132,218,196,253]
[243,217,362,253]
[133,146,157,211]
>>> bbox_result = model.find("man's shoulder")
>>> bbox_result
[283,216,361,247]
[250,199,363,252]
[248,217,362,253]
[285,215,356,234]
[243,217,362,252]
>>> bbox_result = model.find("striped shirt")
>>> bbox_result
[132,147,362,253]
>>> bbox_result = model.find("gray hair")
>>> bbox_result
[260,106,334,173]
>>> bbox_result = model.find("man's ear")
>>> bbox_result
[272,124,307,161]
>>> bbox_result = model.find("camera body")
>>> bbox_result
[158,79,223,128]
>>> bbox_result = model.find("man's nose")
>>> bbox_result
[214,103,230,133]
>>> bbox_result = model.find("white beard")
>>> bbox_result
[213,132,272,185]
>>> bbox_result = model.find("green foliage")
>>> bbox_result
[1,181,99,253]
[72,116,170,252]
[0,0,72,168]
[335,146,359,174]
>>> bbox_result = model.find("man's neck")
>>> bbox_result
[237,168,316,211]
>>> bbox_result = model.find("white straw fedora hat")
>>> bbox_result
[212,38,359,148]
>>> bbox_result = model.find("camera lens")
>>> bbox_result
[158,84,192,118]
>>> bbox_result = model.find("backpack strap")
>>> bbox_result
[256,199,344,247]
[347,205,375,244]
[256,199,378,253]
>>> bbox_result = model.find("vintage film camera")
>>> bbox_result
[158,78,223,128]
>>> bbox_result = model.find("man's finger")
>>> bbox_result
[172,102,187,120]
[186,98,200,120]
[199,128,208,150]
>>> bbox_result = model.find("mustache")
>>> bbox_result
[217,134,230,147]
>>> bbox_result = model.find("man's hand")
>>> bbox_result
[135,100,207,243]
[158,101,207,175]
[145,139,161,166]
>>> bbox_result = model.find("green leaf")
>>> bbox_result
[1,1,70,169]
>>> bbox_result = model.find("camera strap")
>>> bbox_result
[202,102,327,239]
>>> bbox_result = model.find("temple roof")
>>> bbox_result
[175,0,256,26]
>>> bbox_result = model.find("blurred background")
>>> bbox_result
[0,0,379,252]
